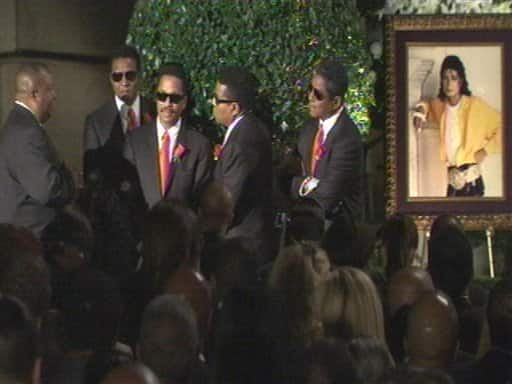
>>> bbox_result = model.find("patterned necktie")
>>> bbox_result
[310,122,324,176]
[159,130,170,195]
[127,106,137,131]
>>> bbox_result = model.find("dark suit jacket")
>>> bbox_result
[214,113,273,262]
[124,120,212,208]
[82,96,154,185]
[0,104,74,236]
[292,110,363,219]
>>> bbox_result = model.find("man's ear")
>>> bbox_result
[32,357,42,384]
[232,102,242,118]
[333,96,343,110]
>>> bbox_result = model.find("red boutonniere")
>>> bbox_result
[172,143,189,163]
[314,144,327,161]
[142,112,154,125]
[213,144,223,161]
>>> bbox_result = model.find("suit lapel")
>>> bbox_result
[140,122,161,202]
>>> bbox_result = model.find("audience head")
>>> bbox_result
[41,206,94,270]
[309,58,348,120]
[378,214,418,279]
[213,66,258,126]
[110,44,141,105]
[347,336,395,384]
[100,363,160,384]
[138,295,199,384]
[15,62,56,124]
[59,268,122,354]
[142,200,201,292]
[0,296,39,384]
[319,267,385,343]
[321,213,361,268]
[380,367,455,384]
[287,198,325,244]
[428,225,473,299]
[155,63,190,129]
[386,267,434,318]
[487,277,512,350]
[268,243,325,344]
[405,291,458,369]
[198,182,234,234]
[429,214,464,240]
[0,224,50,319]
[305,338,357,384]
[210,237,259,300]
[385,267,435,363]
[161,267,212,348]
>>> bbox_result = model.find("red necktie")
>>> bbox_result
[159,130,170,195]
[127,107,137,131]
[310,122,324,176]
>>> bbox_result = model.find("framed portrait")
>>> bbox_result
[385,15,512,229]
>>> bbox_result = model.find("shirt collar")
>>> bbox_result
[115,94,140,115]
[14,100,41,126]
[319,105,344,140]
[157,117,181,143]
[222,114,245,146]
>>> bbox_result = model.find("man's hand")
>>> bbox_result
[412,105,427,130]
[475,148,487,163]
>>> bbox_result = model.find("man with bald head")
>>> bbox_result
[101,363,160,384]
[386,267,435,363]
[0,62,74,236]
[405,291,459,370]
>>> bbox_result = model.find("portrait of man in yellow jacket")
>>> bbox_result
[413,55,502,197]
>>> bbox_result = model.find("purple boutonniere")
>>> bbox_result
[213,144,223,161]
[172,143,189,163]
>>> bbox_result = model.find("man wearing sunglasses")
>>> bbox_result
[212,66,274,264]
[292,59,363,221]
[82,44,155,186]
[81,45,153,281]
[124,64,212,208]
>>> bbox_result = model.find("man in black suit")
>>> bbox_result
[212,66,274,263]
[81,45,152,278]
[83,44,154,186]
[0,63,74,237]
[124,64,212,208]
[292,59,363,220]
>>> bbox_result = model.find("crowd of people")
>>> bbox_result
[0,45,510,384]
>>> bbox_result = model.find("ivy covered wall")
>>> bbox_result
[127,0,375,144]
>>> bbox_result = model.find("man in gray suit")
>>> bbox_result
[83,44,154,186]
[124,64,212,209]
[0,62,74,237]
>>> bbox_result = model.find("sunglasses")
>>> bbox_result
[111,71,138,82]
[309,87,326,101]
[155,92,186,104]
[211,96,237,106]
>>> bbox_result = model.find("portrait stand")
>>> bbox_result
[486,226,495,278]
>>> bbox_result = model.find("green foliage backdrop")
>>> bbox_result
[127,0,375,144]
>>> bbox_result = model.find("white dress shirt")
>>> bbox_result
[115,94,141,133]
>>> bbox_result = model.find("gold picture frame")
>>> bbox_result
[385,15,512,230]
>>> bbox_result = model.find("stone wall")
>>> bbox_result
[0,0,136,183]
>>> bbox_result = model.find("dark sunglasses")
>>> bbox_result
[155,92,186,104]
[111,71,138,82]
[211,96,237,106]
[310,86,326,101]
